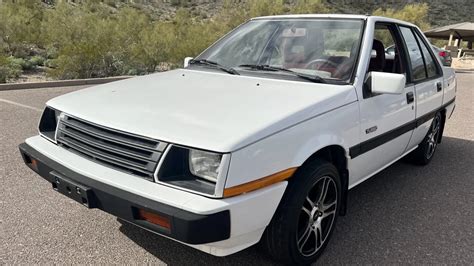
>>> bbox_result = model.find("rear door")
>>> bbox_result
[398,26,444,151]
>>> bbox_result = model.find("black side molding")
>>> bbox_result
[350,98,455,159]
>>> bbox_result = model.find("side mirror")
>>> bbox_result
[370,72,406,95]
[184,57,193,68]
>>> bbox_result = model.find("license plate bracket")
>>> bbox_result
[50,171,95,208]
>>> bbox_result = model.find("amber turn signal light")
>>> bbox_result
[223,167,297,198]
[137,209,171,230]
[25,156,39,172]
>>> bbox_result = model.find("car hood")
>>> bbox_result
[47,69,357,152]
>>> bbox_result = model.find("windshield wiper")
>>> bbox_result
[189,59,240,75]
[238,64,326,83]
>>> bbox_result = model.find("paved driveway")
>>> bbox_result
[1,73,473,264]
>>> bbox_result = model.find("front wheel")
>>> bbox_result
[261,159,341,264]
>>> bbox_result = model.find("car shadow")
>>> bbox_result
[118,136,473,265]
[118,219,278,265]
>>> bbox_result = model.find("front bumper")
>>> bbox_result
[18,136,287,256]
[19,142,230,245]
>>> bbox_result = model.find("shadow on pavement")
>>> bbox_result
[118,137,473,265]
[118,219,276,265]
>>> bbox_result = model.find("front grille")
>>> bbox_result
[56,116,167,181]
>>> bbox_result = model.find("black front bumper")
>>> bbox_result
[19,142,230,245]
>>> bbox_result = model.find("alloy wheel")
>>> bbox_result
[426,115,441,159]
[296,176,338,257]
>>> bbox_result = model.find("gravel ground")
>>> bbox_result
[1,73,473,264]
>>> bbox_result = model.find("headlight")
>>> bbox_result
[39,106,61,142]
[157,146,226,196]
[189,149,223,182]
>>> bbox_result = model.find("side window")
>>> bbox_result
[369,23,404,74]
[414,31,439,78]
[399,26,426,81]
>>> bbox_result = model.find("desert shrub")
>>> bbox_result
[30,55,45,67]
[373,3,430,31]
[9,57,35,70]
[0,1,45,54]
[46,47,58,59]
[0,55,10,83]
[0,0,433,81]
[0,55,22,82]
[43,3,123,79]
[293,0,329,14]
[44,59,58,69]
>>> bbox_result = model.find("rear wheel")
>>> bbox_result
[261,159,341,264]
[407,112,443,165]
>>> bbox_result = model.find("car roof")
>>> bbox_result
[251,14,417,28]
[252,14,368,20]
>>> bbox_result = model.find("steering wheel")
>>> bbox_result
[305,59,338,69]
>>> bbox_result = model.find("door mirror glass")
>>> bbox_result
[370,72,406,95]
[184,57,193,68]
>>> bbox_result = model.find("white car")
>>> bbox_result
[20,14,456,264]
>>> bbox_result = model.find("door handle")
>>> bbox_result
[406,91,414,104]
[436,82,442,92]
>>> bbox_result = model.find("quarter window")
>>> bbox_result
[414,32,439,78]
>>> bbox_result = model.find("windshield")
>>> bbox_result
[195,19,364,82]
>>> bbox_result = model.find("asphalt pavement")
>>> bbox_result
[1,73,473,264]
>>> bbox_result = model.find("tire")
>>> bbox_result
[406,112,443,165]
[261,159,341,265]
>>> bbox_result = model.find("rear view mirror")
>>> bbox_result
[282,28,307,37]
[184,57,193,68]
[370,72,406,95]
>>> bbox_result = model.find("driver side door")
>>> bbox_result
[349,22,416,185]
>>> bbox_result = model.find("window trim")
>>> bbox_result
[363,22,410,99]
[349,18,367,84]
[392,24,412,82]
[396,25,414,84]
[412,28,429,80]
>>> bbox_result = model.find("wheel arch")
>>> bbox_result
[293,145,350,215]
